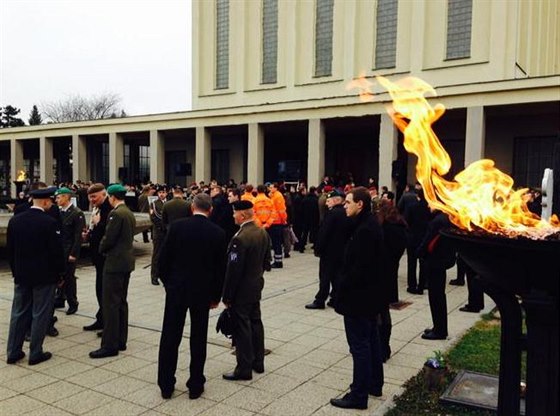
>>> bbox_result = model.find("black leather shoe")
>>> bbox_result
[284,253,291,258]
[119,343,127,351]
[459,305,482,313]
[270,262,283,269]
[7,351,25,364]
[424,327,434,334]
[326,299,335,308]
[66,304,78,315]
[151,278,160,285]
[47,326,59,337]
[421,330,447,340]
[222,372,252,381]
[252,364,265,374]
[161,389,173,399]
[305,302,325,310]
[369,388,383,397]
[97,331,103,338]
[83,321,103,331]
[89,348,118,359]
[189,387,204,399]
[29,351,52,365]
[330,393,367,410]
[449,279,465,286]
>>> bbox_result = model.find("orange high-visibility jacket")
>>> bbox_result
[241,192,255,204]
[269,190,287,225]
[253,193,275,228]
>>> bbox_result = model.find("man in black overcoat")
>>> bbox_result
[306,189,349,309]
[82,183,113,332]
[6,187,65,365]
[330,187,387,410]
[222,200,272,381]
[157,193,227,400]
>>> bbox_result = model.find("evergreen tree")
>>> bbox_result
[28,105,43,125]
[0,105,25,128]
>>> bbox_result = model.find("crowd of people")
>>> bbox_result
[5,175,485,410]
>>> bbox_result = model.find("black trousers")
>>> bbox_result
[465,266,485,310]
[455,256,467,284]
[232,302,264,377]
[101,271,130,351]
[407,244,428,290]
[151,232,164,279]
[427,265,448,336]
[387,255,401,303]
[158,288,209,392]
[315,257,342,304]
[93,257,105,325]
[62,262,78,307]
[268,225,284,262]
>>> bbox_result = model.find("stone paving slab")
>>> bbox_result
[0,241,493,415]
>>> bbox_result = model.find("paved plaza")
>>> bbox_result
[0,241,492,416]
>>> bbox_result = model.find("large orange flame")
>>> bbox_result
[349,75,559,239]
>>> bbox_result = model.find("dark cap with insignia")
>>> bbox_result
[232,200,253,211]
[156,185,168,192]
[29,186,57,199]
[54,187,74,196]
[327,189,345,199]
[107,184,127,196]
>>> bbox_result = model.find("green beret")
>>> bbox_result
[55,187,74,196]
[107,184,127,195]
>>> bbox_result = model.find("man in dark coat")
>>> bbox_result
[89,184,136,358]
[417,210,456,340]
[82,183,113,332]
[330,187,387,410]
[210,185,237,243]
[6,186,65,365]
[162,186,191,229]
[404,189,431,294]
[150,185,168,285]
[54,187,86,315]
[157,193,226,400]
[298,186,320,252]
[222,200,272,381]
[306,189,348,309]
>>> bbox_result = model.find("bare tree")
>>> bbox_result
[42,93,125,123]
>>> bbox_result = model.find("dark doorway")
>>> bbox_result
[166,150,189,186]
[263,121,308,183]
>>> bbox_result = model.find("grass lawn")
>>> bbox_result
[385,311,525,416]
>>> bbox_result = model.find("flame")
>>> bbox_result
[345,71,375,102]
[16,170,27,181]
[348,74,559,239]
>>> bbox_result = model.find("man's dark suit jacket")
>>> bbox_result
[159,214,227,305]
[222,221,272,305]
[7,208,65,286]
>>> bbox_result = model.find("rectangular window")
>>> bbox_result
[513,136,556,188]
[216,0,230,89]
[446,0,472,60]
[262,0,278,84]
[138,145,150,182]
[375,0,398,69]
[315,0,334,77]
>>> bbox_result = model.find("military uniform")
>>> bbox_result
[98,202,136,353]
[162,197,191,229]
[58,203,86,311]
[222,221,272,378]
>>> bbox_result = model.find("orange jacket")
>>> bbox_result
[253,193,275,228]
[269,190,287,225]
[241,192,255,204]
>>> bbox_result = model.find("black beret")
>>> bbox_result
[232,200,253,211]
[156,185,168,192]
[29,186,57,199]
[327,189,345,199]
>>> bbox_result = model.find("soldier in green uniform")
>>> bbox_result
[89,184,136,359]
[150,185,167,285]
[54,187,86,315]
[222,200,272,381]
[162,186,191,229]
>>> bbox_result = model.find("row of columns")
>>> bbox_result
[8,107,486,197]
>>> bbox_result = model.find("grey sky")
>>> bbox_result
[0,0,192,122]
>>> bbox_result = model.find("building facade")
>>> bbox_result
[1,0,559,198]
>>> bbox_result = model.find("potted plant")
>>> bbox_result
[423,350,448,390]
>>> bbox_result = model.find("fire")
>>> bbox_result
[16,170,27,181]
[348,74,559,239]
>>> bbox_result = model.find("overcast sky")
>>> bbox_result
[0,0,191,122]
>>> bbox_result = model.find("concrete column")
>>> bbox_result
[150,130,165,184]
[378,114,399,191]
[39,136,54,185]
[72,134,88,182]
[247,123,264,185]
[10,139,24,198]
[195,127,211,183]
[307,119,326,187]
[109,132,124,183]
[465,106,486,166]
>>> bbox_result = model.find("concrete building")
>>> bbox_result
[1,0,559,198]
